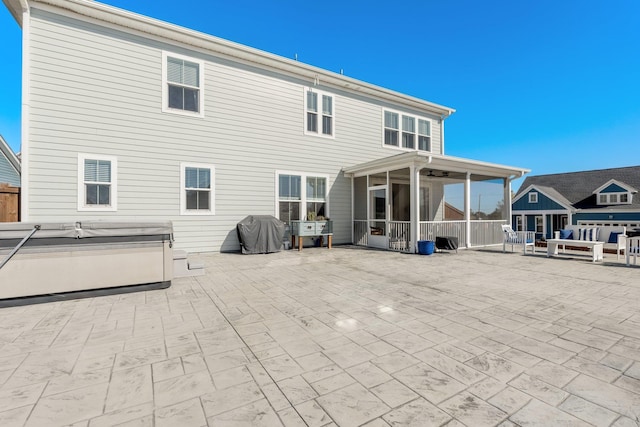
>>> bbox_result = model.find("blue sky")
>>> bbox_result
[1,0,639,192]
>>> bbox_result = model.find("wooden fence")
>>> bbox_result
[0,183,20,222]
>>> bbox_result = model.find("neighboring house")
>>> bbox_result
[0,135,21,187]
[512,166,640,239]
[4,0,528,253]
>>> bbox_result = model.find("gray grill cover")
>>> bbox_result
[237,215,285,254]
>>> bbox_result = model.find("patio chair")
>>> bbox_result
[502,224,535,254]
[627,236,640,266]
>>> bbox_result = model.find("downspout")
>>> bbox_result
[350,175,354,245]
[440,115,445,154]
[18,0,31,222]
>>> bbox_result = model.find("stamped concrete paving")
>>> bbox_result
[1,246,639,426]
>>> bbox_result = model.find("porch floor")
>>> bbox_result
[1,246,639,426]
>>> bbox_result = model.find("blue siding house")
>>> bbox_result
[0,135,21,187]
[512,166,640,239]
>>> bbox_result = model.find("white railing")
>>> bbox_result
[420,221,466,244]
[354,220,368,246]
[354,219,507,251]
[389,221,411,252]
[470,220,507,246]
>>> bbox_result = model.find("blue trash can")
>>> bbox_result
[417,240,435,255]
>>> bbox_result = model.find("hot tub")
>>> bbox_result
[0,221,173,305]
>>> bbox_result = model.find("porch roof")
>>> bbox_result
[343,152,529,180]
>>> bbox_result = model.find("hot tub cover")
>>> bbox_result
[237,215,285,254]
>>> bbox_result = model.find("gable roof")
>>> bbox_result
[515,166,640,209]
[0,134,21,173]
[0,134,21,187]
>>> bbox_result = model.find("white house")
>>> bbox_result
[3,0,528,253]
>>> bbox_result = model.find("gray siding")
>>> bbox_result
[26,8,444,252]
[0,153,20,187]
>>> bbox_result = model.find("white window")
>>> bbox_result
[402,115,415,149]
[384,110,432,152]
[162,52,204,117]
[181,163,214,215]
[535,216,543,233]
[597,192,632,205]
[305,89,334,137]
[515,216,523,231]
[418,119,431,151]
[529,192,538,203]
[384,111,399,146]
[277,172,328,224]
[78,154,117,212]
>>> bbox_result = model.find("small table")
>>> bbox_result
[546,239,603,262]
[436,236,459,253]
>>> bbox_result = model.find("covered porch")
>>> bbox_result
[344,152,529,253]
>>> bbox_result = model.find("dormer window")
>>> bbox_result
[594,179,635,206]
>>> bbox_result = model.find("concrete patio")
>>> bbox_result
[1,246,639,426]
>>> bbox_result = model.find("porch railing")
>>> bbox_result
[353,219,507,251]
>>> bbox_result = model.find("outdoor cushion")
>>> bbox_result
[608,231,622,244]
[559,229,573,240]
[578,227,598,241]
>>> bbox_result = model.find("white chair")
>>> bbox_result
[502,224,535,254]
[627,236,640,266]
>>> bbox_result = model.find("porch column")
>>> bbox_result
[504,178,512,226]
[464,172,471,248]
[410,165,422,254]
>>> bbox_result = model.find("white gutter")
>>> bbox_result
[32,0,455,117]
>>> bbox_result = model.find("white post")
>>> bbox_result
[504,178,512,226]
[464,172,471,248]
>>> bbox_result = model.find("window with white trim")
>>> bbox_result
[597,192,631,205]
[418,119,431,151]
[305,89,333,137]
[181,163,214,215]
[535,216,543,233]
[78,154,117,212]
[528,192,538,203]
[162,52,204,116]
[277,172,328,224]
[384,110,432,152]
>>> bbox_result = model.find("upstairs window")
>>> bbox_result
[598,192,631,205]
[181,163,214,215]
[163,52,204,116]
[528,192,538,203]
[418,119,431,151]
[305,90,334,137]
[384,110,432,152]
[402,115,415,149]
[384,111,399,146]
[78,154,117,212]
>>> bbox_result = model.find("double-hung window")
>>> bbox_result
[181,163,214,215]
[78,154,117,211]
[402,115,415,149]
[277,172,328,224]
[418,119,431,151]
[384,111,399,146]
[162,52,204,116]
[384,110,432,152]
[305,89,334,137]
